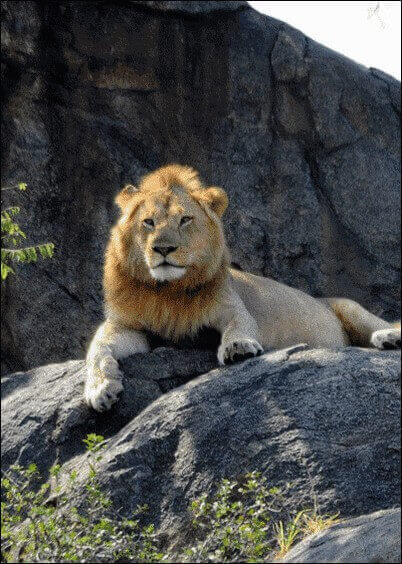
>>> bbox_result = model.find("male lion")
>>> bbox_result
[85,164,401,411]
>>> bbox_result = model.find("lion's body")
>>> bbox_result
[85,164,401,411]
[229,269,349,349]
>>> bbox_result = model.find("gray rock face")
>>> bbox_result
[1,347,216,474]
[2,347,400,550]
[1,1,400,372]
[282,508,401,563]
[135,1,247,13]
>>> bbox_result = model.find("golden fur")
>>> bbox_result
[84,164,401,412]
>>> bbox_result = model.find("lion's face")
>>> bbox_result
[114,165,229,285]
[136,186,218,282]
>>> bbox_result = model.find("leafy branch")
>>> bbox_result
[1,183,54,280]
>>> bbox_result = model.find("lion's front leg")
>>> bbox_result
[85,320,149,412]
[213,288,263,366]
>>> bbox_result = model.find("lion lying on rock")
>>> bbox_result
[85,164,401,411]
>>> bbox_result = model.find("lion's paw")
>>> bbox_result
[218,338,264,366]
[370,328,401,351]
[84,361,124,412]
[85,377,123,412]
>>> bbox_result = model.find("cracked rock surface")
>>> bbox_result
[1,346,400,550]
[1,1,400,372]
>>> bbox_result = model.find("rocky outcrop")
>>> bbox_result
[2,346,400,550]
[1,1,400,372]
[282,508,401,563]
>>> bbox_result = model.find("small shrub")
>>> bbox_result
[1,435,163,563]
[181,472,302,563]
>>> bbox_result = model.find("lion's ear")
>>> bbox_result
[194,186,228,217]
[115,184,139,210]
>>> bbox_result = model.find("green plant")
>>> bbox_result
[274,510,304,560]
[1,434,163,563]
[1,183,54,280]
[181,472,292,563]
[1,448,340,563]
[300,509,339,537]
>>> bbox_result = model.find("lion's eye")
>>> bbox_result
[143,218,154,228]
[180,216,193,226]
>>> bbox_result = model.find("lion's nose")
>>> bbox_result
[153,245,177,257]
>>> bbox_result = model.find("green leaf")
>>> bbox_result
[26,463,38,476]
[50,465,61,477]
[1,263,14,280]
[38,242,55,258]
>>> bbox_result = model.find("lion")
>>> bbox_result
[85,164,401,411]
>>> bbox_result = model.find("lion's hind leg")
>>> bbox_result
[320,298,401,350]
[85,320,149,412]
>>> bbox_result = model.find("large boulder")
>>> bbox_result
[281,508,401,563]
[1,1,400,372]
[2,346,400,550]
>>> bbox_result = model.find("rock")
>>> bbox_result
[1,347,216,475]
[2,346,400,550]
[281,508,401,563]
[1,1,400,372]
[134,1,247,14]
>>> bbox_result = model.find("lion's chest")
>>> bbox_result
[140,292,217,340]
[109,285,218,341]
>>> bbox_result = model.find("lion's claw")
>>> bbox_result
[218,338,264,366]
